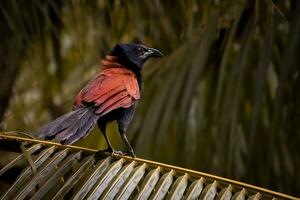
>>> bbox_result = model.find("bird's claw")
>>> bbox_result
[111,150,124,156]
[96,148,123,156]
[96,148,135,158]
[105,148,125,156]
[110,150,136,158]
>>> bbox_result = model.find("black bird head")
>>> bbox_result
[110,43,163,70]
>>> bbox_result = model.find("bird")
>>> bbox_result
[35,43,163,157]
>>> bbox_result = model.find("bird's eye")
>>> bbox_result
[136,47,144,53]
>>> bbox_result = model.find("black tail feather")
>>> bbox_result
[56,109,99,144]
[35,107,99,144]
[61,115,98,144]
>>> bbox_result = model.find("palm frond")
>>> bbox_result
[0,132,296,200]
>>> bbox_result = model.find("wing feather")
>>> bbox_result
[74,68,140,115]
[96,95,133,116]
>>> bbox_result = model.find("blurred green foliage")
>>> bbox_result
[0,0,299,196]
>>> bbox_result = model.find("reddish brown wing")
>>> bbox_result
[74,68,140,116]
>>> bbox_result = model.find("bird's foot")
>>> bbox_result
[99,147,124,156]
[111,150,124,156]
[96,148,135,158]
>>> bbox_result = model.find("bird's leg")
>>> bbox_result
[118,110,136,157]
[120,131,136,157]
[98,121,123,155]
[102,131,113,152]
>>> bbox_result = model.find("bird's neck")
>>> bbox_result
[101,55,122,69]
[101,55,143,90]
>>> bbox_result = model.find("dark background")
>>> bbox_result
[0,0,299,196]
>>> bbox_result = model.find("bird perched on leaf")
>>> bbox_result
[35,43,163,157]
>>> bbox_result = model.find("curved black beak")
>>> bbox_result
[146,47,163,58]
